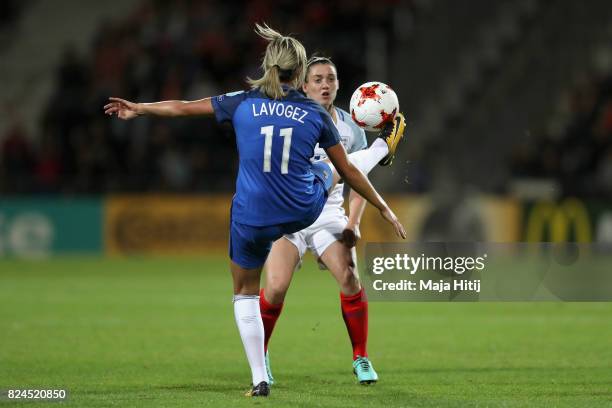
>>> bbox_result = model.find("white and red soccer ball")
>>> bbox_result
[349,81,399,132]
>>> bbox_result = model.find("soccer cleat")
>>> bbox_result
[353,356,378,385]
[378,112,406,166]
[244,381,270,397]
[265,350,275,386]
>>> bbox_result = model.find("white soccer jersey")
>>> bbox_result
[283,106,367,263]
[312,107,367,210]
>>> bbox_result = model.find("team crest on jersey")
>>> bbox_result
[217,90,244,102]
[340,136,349,148]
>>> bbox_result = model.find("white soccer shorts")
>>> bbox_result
[283,207,349,269]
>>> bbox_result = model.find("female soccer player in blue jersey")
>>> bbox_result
[104,24,405,397]
[260,56,406,386]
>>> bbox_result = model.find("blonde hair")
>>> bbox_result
[247,23,307,100]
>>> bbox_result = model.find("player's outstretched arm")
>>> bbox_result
[342,190,367,248]
[325,144,406,239]
[104,97,214,119]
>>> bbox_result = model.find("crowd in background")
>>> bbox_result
[510,72,612,198]
[1,0,611,199]
[0,0,27,50]
[0,0,401,194]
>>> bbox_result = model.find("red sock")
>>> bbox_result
[340,288,368,360]
[259,288,284,353]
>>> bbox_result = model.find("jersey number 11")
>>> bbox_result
[261,125,292,174]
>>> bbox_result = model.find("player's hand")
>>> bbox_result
[380,207,406,239]
[341,224,361,248]
[104,97,142,120]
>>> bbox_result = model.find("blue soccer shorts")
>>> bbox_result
[229,162,333,269]
[229,219,312,269]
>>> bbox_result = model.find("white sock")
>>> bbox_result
[348,138,389,175]
[233,295,268,385]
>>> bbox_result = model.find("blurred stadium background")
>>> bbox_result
[1,0,612,255]
[1,1,612,406]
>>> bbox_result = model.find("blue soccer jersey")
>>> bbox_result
[211,87,340,227]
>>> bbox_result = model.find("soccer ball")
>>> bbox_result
[349,81,399,132]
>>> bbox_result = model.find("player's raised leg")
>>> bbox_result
[325,112,407,188]
[319,242,378,384]
[378,112,406,166]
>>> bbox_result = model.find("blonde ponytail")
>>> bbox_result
[247,23,307,100]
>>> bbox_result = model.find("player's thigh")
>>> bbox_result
[229,220,285,295]
[319,241,361,294]
[264,237,301,297]
[229,220,277,270]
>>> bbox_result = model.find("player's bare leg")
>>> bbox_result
[231,261,263,295]
[319,242,360,296]
[319,243,379,384]
[263,238,300,304]
[259,238,301,385]
[230,261,270,396]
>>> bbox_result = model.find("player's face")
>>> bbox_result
[303,64,339,108]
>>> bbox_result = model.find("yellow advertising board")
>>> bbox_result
[105,195,232,255]
[358,195,520,243]
[359,195,431,242]
[105,194,521,256]
[525,198,592,242]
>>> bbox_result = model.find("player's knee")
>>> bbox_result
[234,280,260,295]
[265,279,289,304]
[233,272,261,295]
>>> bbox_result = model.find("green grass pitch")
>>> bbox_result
[1,256,612,407]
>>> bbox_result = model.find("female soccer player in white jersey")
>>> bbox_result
[104,24,406,397]
[260,57,406,385]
